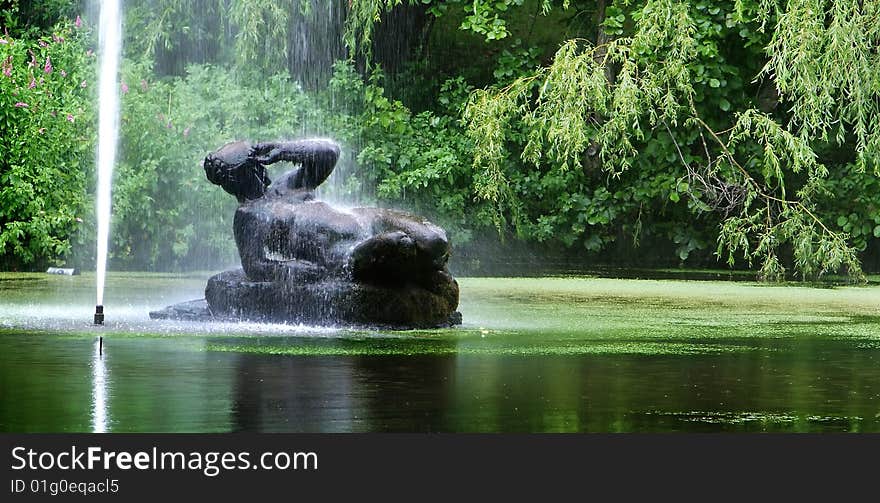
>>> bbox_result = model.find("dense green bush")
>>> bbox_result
[0,19,94,269]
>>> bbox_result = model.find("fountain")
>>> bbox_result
[85,0,456,330]
[93,0,123,325]
[151,138,461,328]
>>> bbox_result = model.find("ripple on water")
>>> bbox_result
[641,410,865,425]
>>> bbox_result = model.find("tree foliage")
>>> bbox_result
[449,0,875,279]
[758,0,880,171]
[3,0,880,278]
[0,19,94,269]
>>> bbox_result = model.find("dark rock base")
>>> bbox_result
[149,299,219,322]
[151,269,461,329]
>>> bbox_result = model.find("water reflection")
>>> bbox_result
[91,337,109,433]
[1,333,879,432]
[232,355,359,432]
[229,351,457,432]
[226,348,880,432]
[4,266,880,432]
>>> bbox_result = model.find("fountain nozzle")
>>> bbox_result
[94,305,104,325]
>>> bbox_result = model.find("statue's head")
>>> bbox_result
[203,141,270,203]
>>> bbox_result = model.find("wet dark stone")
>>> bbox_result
[149,299,218,322]
[204,269,460,328]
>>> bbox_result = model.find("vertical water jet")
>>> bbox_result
[94,0,123,323]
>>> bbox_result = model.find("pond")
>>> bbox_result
[1,271,879,432]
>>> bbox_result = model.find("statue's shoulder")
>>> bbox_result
[234,199,268,218]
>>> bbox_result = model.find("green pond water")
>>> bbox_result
[1,271,879,432]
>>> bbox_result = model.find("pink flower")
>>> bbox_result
[75,16,82,28]
[66,114,75,122]
[43,56,52,73]
[60,69,67,77]
[183,127,191,137]
[14,102,28,108]
[29,77,35,88]
[140,79,148,91]
[0,39,7,44]
[80,80,87,88]
[38,40,48,48]
[52,34,64,44]
[121,81,128,94]
[166,121,173,129]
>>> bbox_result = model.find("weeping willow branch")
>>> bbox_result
[689,114,863,281]
[761,0,880,171]
[462,0,868,280]
[231,0,290,69]
[463,0,698,218]
[465,0,699,177]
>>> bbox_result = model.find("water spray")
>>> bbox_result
[94,0,122,328]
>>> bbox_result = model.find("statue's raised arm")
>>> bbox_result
[249,138,340,191]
